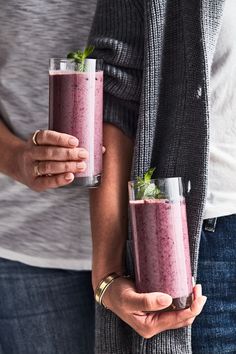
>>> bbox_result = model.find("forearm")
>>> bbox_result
[0,119,25,178]
[90,123,134,289]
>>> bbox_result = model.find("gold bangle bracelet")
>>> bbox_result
[95,272,122,308]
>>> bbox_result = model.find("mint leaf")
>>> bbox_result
[134,168,164,200]
[143,183,161,199]
[83,46,94,59]
[67,52,76,59]
[144,167,156,183]
[66,46,95,72]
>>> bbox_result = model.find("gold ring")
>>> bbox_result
[34,162,42,177]
[32,130,41,146]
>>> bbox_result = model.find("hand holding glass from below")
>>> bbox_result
[129,171,193,311]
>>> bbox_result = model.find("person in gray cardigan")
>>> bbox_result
[89,0,235,353]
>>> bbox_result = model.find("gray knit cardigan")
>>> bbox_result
[89,1,225,353]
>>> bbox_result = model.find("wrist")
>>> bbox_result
[94,272,122,308]
[94,272,131,309]
[0,120,26,180]
[92,242,126,291]
[92,266,125,292]
[2,139,25,180]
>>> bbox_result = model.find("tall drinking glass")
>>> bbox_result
[49,58,103,187]
[128,177,193,311]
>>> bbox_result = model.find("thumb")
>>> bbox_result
[127,291,173,312]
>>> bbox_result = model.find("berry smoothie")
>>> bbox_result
[129,198,193,310]
[49,70,103,187]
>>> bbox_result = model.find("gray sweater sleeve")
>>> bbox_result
[89,0,144,138]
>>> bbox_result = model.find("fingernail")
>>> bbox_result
[158,294,172,306]
[202,296,207,305]
[197,295,207,307]
[76,162,86,171]
[194,284,202,298]
[78,149,89,159]
[65,173,74,181]
[69,137,79,146]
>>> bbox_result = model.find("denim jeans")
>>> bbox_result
[0,259,94,354]
[192,214,236,354]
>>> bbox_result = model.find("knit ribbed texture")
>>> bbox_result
[89,1,225,353]
[89,0,144,138]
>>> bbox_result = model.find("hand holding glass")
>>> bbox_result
[49,58,103,187]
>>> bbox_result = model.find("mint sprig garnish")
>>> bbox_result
[134,168,164,200]
[67,46,95,72]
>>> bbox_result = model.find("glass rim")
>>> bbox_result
[49,57,103,62]
[49,58,103,73]
[128,176,183,186]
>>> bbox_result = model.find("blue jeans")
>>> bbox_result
[192,214,236,354]
[0,259,94,354]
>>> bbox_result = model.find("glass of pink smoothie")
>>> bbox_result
[49,58,103,187]
[128,177,193,311]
